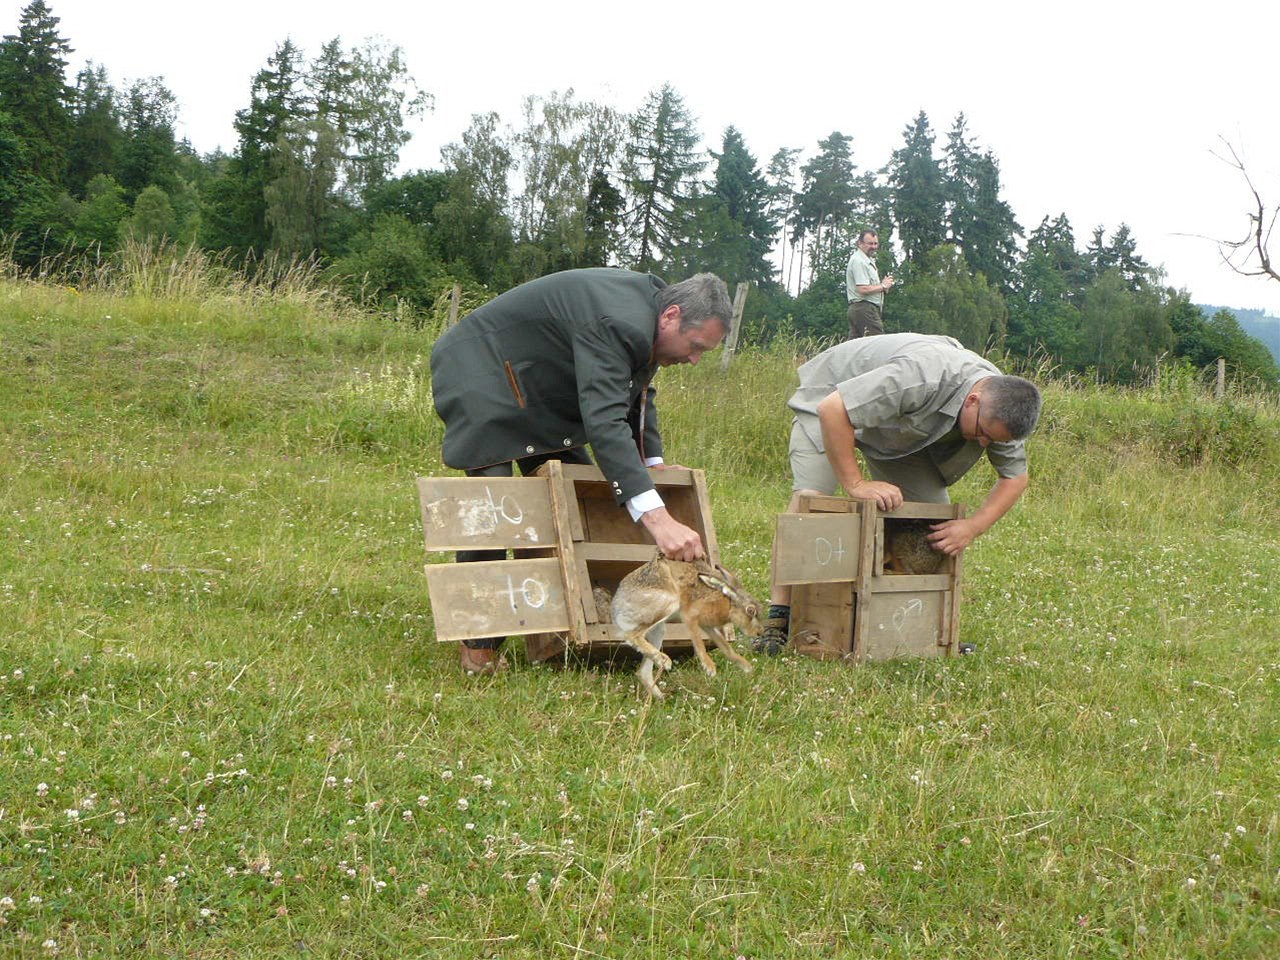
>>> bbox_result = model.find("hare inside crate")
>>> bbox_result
[607,551,764,698]
[883,519,946,575]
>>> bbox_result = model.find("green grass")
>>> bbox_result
[1,273,1279,958]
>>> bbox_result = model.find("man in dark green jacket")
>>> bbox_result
[430,268,733,674]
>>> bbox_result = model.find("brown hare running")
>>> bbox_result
[610,552,764,699]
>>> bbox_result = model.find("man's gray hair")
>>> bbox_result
[659,273,733,334]
[857,229,878,244]
[982,375,1043,440]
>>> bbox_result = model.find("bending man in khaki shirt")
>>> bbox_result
[756,333,1043,655]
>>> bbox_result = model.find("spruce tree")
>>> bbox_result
[0,0,72,184]
[621,84,704,273]
[890,111,946,265]
[65,63,122,198]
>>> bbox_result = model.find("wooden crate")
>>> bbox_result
[416,461,721,660]
[776,496,965,661]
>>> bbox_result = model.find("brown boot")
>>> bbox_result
[459,641,506,676]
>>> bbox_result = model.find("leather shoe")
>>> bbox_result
[459,642,506,675]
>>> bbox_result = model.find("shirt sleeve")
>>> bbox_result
[848,256,877,288]
[985,439,1029,479]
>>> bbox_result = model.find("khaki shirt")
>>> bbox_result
[846,248,882,307]
[788,333,1029,484]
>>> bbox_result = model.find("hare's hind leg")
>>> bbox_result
[708,627,754,673]
[633,621,669,699]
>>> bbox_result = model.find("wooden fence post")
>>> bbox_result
[448,283,462,327]
[1216,357,1225,400]
[720,282,749,371]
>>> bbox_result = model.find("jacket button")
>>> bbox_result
[562,438,571,446]
[525,445,535,453]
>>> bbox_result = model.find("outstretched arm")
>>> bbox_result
[927,472,1028,556]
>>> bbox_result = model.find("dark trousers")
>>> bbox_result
[457,448,595,647]
[848,300,884,338]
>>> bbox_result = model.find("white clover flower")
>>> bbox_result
[456,798,469,811]
[36,782,48,796]
[1184,877,1197,889]
[851,862,867,873]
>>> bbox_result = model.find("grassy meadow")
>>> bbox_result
[1,260,1279,958]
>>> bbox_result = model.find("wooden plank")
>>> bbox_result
[417,476,555,551]
[853,499,878,659]
[861,591,949,661]
[773,513,861,585]
[545,460,589,645]
[577,543,661,563]
[425,558,568,642]
[948,503,965,653]
[542,463,696,488]
[579,623,696,645]
[880,502,959,520]
[800,494,857,514]
[870,574,954,593]
[791,580,855,655]
[580,499,647,545]
[690,469,721,565]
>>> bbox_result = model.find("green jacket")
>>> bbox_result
[431,268,665,506]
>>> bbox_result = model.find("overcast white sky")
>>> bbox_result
[13,0,1280,315]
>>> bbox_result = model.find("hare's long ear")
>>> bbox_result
[714,563,746,588]
[698,573,734,598]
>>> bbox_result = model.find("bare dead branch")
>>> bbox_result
[1213,137,1280,283]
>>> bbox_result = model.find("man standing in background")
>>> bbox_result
[846,230,894,337]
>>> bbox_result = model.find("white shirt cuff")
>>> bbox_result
[643,456,664,467]
[626,488,665,522]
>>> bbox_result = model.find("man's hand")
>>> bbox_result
[927,517,981,556]
[882,274,895,292]
[846,480,903,511]
[640,507,704,561]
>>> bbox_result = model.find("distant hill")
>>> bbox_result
[1198,304,1280,366]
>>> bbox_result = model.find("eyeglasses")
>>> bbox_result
[972,397,999,446]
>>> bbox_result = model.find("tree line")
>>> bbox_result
[1,1,1275,386]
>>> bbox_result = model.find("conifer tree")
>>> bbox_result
[0,0,72,183]
[793,131,858,282]
[65,63,122,198]
[701,126,774,283]
[890,111,946,265]
[621,84,704,273]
